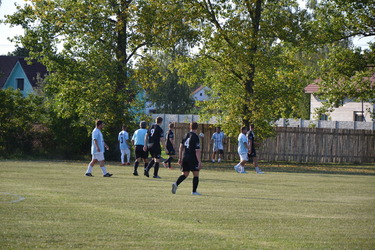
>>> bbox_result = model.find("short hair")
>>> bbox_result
[169,123,174,129]
[96,120,104,127]
[190,122,198,130]
[250,124,255,129]
[122,125,127,130]
[140,121,147,129]
[241,126,247,132]
[156,116,163,124]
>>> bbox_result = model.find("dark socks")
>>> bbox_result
[193,177,199,192]
[134,161,139,173]
[145,160,154,171]
[176,175,187,186]
[153,162,160,177]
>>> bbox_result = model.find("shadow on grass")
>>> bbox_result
[201,161,375,176]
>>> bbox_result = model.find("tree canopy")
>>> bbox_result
[3,0,374,143]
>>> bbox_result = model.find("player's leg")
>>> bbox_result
[120,149,125,165]
[125,148,131,164]
[192,170,201,195]
[85,158,97,176]
[253,157,264,174]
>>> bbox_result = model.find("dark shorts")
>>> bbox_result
[181,157,199,172]
[166,147,175,156]
[248,148,256,158]
[215,149,224,154]
[135,145,148,159]
[149,145,161,159]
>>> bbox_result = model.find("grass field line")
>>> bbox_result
[0,192,26,203]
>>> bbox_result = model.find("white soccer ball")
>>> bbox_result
[199,132,204,138]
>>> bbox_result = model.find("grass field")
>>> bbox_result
[1,160,375,249]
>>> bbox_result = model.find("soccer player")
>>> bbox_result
[163,123,176,169]
[85,120,113,177]
[211,127,225,163]
[247,124,264,174]
[143,117,165,178]
[171,122,202,195]
[118,125,131,165]
[131,121,151,176]
[234,126,250,174]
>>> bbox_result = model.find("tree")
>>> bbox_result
[136,46,197,114]
[3,0,169,139]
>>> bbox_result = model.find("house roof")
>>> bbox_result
[304,84,319,94]
[192,85,206,95]
[0,56,48,89]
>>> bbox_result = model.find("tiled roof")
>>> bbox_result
[0,56,48,89]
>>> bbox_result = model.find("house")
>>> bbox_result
[0,56,48,96]
[192,86,211,101]
[305,80,374,122]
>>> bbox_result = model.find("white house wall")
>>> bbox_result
[310,95,374,121]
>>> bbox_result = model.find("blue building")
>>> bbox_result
[0,56,48,96]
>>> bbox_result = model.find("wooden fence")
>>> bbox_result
[173,124,375,163]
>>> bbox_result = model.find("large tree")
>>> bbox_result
[3,0,175,135]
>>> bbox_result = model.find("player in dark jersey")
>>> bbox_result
[171,122,202,195]
[247,124,264,174]
[143,116,165,178]
[163,123,176,169]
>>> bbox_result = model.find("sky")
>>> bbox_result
[0,0,373,55]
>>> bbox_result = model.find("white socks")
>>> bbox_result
[100,166,108,175]
[86,165,93,174]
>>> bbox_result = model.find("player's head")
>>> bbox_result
[216,126,221,132]
[250,124,255,130]
[169,123,174,129]
[140,121,147,129]
[122,125,127,130]
[96,120,104,128]
[156,116,163,124]
[190,122,198,131]
[241,126,247,134]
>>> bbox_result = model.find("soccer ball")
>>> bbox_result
[199,132,204,138]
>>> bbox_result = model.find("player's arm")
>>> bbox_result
[143,132,149,152]
[104,141,109,150]
[178,143,184,165]
[196,148,202,169]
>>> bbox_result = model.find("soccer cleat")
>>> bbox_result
[256,170,264,174]
[103,173,113,177]
[85,173,94,177]
[133,172,139,176]
[211,159,215,163]
[126,162,131,165]
[153,175,161,179]
[121,163,126,166]
[171,183,178,194]
[240,171,247,174]
[192,192,202,195]
[144,170,149,178]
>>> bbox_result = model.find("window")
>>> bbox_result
[16,78,24,91]
[354,111,364,122]
[320,114,328,121]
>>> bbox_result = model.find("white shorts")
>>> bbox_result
[121,148,130,155]
[239,153,248,162]
[92,152,105,161]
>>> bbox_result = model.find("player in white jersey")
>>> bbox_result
[234,126,250,173]
[118,125,131,165]
[85,120,113,177]
[211,127,225,163]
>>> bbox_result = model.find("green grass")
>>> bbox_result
[1,160,375,249]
